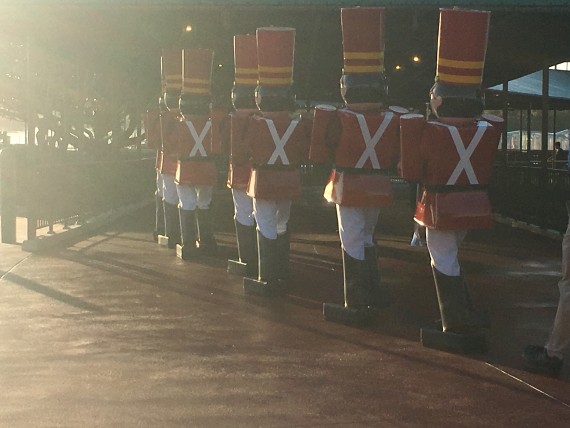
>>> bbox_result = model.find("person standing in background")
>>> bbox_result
[523,201,570,375]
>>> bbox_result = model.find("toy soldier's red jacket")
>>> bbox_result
[310,105,406,206]
[143,110,162,170]
[159,110,182,176]
[174,112,224,187]
[243,111,312,200]
[227,109,256,190]
[400,113,503,230]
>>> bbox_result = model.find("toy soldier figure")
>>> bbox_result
[143,99,164,241]
[400,8,503,353]
[157,48,183,249]
[175,48,223,259]
[310,7,406,326]
[242,27,312,296]
[227,35,258,277]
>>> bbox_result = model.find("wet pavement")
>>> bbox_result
[1,188,569,427]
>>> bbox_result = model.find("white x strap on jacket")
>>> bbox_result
[264,117,300,165]
[185,119,212,157]
[433,121,489,185]
[350,111,394,169]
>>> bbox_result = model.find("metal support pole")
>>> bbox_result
[501,78,509,164]
[541,65,549,165]
[0,148,17,244]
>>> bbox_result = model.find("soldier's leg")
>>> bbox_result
[175,184,198,259]
[159,174,181,248]
[154,171,165,241]
[275,199,293,282]
[323,205,378,326]
[195,186,217,256]
[243,198,281,295]
[363,207,390,308]
[422,228,488,353]
[228,188,257,276]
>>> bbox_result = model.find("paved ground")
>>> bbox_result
[1,188,569,427]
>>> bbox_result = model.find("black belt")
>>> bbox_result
[333,166,391,176]
[424,184,488,193]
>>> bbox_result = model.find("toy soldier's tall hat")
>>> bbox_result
[340,7,387,105]
[232,34,258,110]
[431,8,491,117]
[180,48,214,115]
[255,27,296,112]
[161,48,183,110]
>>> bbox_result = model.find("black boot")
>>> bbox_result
[323,250,378,326]
[227,220,257,277]
[432,267,488,333]
[243,231,281,296]
[364,246,390,309]
[160,201,181,249]
[276,230,291,282]
[176,209,198,260]
[153,193,165,242]
[420,267,488,354]
[196,208,218,257]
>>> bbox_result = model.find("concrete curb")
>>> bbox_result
[21,198,154,253]
[493,213,564,241]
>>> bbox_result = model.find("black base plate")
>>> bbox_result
[421,322,487,354]
[227,259,248,276]
[322,303,379,327]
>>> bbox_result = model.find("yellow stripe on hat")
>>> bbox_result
[258,77,292,85]
[438,58,484,70]
[235,78,258,85]
[236,67,258,74]
[259,66,293,74]
[344,52,384,60]
[344,65,384,73]
[182,87,210,94]
[437,72,482,85]
[184,78,211,85]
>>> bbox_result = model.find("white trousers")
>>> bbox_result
[162,174,179,205]
[426,228,467,277]
[336,205,380,261]
[546,221,570,359]
[156,170,164,198]
[232,188,255,227]
[253,198,291,240]
[176,184,213,211]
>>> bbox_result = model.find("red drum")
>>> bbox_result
[414,190,493,230]
[323,169,392,207]
[246,168,301,200]
[175,159,218,186]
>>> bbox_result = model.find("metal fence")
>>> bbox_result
[490,164,570,232]
[0,145,155,244]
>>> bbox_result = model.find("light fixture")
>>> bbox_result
[412,55,421,63]
[184,24,192,32]
[395,65,402,70]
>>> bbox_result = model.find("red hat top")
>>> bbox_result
[436,8,491,86]
[256,27,295,87]
[182,48,214,95]
[161,48,183,92]
[341,7,385,75]
[233,34,258,87]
